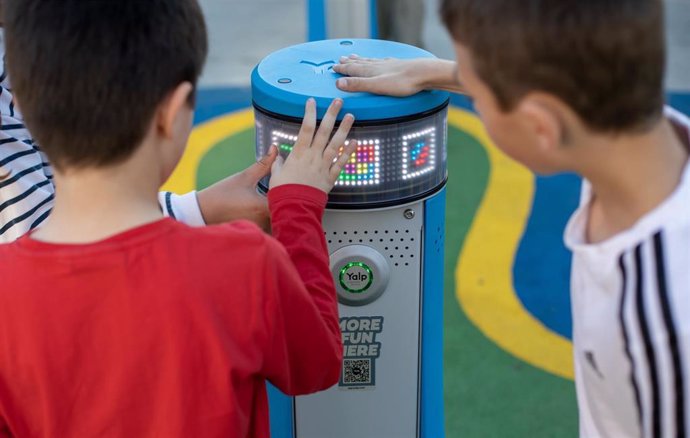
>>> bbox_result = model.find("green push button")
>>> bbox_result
[339,262,374,293]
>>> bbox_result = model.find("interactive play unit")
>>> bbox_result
[252,39,448,438]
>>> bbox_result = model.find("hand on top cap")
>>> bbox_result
[333,55,429,97]
[269,98,356,194]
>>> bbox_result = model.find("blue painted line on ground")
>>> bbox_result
[669,92,690,115]
[195,87,252,125]
[513,174,580,340]
[449,94,474,112]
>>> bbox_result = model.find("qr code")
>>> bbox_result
[343,359,372,385]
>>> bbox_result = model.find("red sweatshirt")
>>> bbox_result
[0,185,342,438]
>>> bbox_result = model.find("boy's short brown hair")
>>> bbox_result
[3,0,208,169]
[441,0,665,133]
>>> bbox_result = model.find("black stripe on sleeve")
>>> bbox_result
[619,254,644,428]
[635,243,662,438]
[1,124,26,131]
[0,148,34,167]
[0,137,33,147]
[29,208,51,230]
[164,192,176,219]
[0,194,54,236]
[0,179,52,213]
[0,137,17,146]
[0,58,7,83]
[0,164,47,189]
[653,232,686,438]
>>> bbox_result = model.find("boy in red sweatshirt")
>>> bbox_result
[0,0,356,437]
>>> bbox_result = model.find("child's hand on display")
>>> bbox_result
[269,98,355,193]
[196,146,278,231]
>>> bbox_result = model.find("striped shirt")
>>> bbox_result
[0,33,204,244]
[565,108,690,438]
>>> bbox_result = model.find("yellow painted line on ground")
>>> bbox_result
[161,108,255,194]
[450,108,574,380]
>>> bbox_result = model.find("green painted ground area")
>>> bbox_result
[442,128,577,438]
[196,125,578,437]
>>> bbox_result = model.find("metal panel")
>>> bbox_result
[295,202,425,438]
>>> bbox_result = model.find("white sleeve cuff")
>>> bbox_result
[158,191,206,227]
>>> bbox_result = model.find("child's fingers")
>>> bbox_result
[270,153,285,176]
[293,98,317,152]
[336,76,376,93]
[329,138,357,182]
[323,114,355,163]
[312,99,343,150]
[245,144,278,182]
[343,54,376,63]
[338,55,369,65]
[267,153,286,190]
[332,62,370,78]
[337,56,355,65]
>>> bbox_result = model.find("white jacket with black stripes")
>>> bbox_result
[565,107,690,438]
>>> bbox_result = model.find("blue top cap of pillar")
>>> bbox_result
[251,39,449,121]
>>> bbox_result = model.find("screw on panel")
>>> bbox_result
[404,209,415,220]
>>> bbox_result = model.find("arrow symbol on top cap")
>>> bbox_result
[300,60,336,74]
[300,60,335,67]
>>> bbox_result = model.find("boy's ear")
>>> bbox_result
[157,82,194,139]
[517,94,568,152]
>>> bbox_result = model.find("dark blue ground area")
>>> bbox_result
[670,94,690,115]
[195,88,252,125]
[513,175,580,339]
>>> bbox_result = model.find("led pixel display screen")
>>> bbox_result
[255,106,448,207]
[402,128,435,180]
[272,131,297,154]
[271,134,382,187]
[338,140,380,186]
